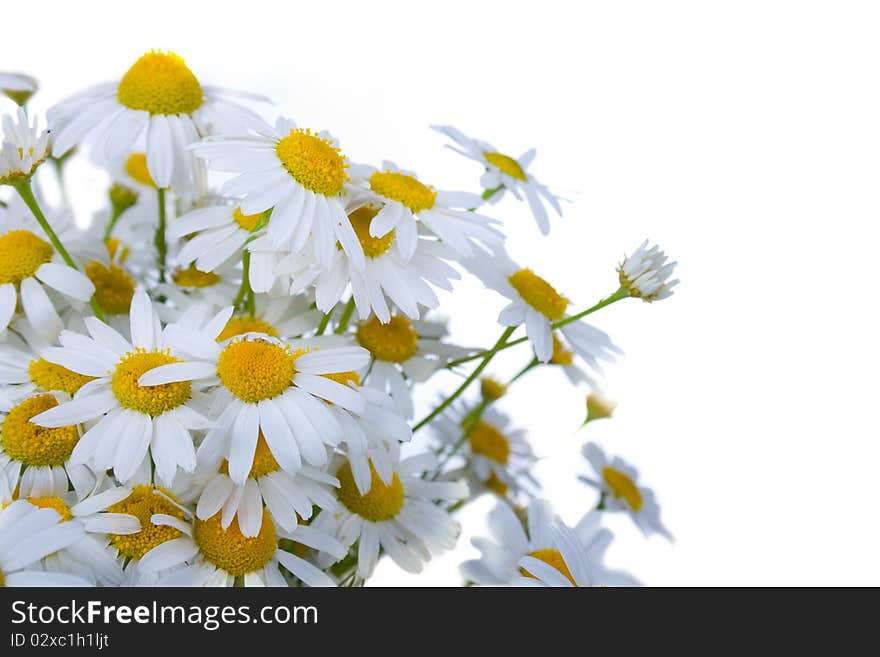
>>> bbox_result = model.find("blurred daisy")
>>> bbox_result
[138,507,345,587]
[170,203,266,274]
[313,453,467,579]
[191,116,365,271]
[0,73,38,106]
[48,50,266,192]
[30,289,215,484]
[432,125,563,234]
[546,331,620,385]
[618,240,679,302]
[580,443,672,540]
[465,245,620,363]
[158,262,240,312]
[0,108,49,186]
[0,499,90,587]
[210,294,320,341]
[350,160,503,259]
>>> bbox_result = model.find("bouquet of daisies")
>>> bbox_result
[0,53,677,588]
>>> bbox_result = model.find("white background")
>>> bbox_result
[3,0,879,585]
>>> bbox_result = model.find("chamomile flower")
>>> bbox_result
[432,404,536,499]
[0,498,90,587]
[170,202,266,274]
[0,108,49,186]
[580,443,672,540]
[191,116,366,271]
[432,125,563,235]
[465,245,621,363]
[313,453,468,579]
[350,161,504,259]
[209,294,320,341]
[48,50,266,193]
[546,331,614,386]
[0,198,96,338]
[30,289,215,485]
[354,314,471,419]
[618,240,679,302]
[137,507,346,587]
[157,262,240,313]
[0,73,38,106]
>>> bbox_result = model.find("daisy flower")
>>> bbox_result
[465,244,621,363]
[461,500,637,587]
[354,314,471,419]
[137,505,346,587]
[208,294,320,342]
[618,240,679,302]
[0,198,96,339]
[157,262,240,314]
[47,50,266,193]
[0,498,90,587]
[432,125,563,234]
[0,107,49,186]
[29,289,215,485]
[545,331,617,386]
[432,404,536,499]
[313,453,468,579]
[350,160,504,259]
[190,116,366,271]
[170,202,267,274]
[274,200,461,323]
[0,73,38,106]
[580,443,672,540]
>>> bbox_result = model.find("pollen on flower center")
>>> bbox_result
[216,316,278,342]
[336,460,404,522]
[508,268,568,321]
[520,548,576,585]
[194,509,277,576]
[29,358,96,395]
[348,205,395,258]
[549,334,573,366]
[219,432,280,479]
[232,207,263,232]
[124,153,156,187]
[468,421,510,465]
[217,338,302,403]
[356,315,418,363]
[25,496,73,522]
[116,50,203,115]
[172,265,221,288]
[602,467,643,511]
[0,229,53,285]
[111,349,192,416]
[1,395,79,467]
[369,170,437,213]
[86,260,136,315]
[483,151,527,181]
[275,128,348,197]
[108,485,184,560]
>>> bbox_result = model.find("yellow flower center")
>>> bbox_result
[108,485,184,560]
[483,151,527,181]
[193,509,277,577]
[485,471,509,497]
[468,421,510,465]
[549,334,573,366]
[232,207,263,232]
[355,315,418,363]
[0,230,53,285]
[1,395,79,467]
[116,50,203,115]
[29,358,96,395]
[219,432,280,479]
[508,269,568,321]
[520,549,577,586]
[368,170,437,213]
[275,128,347,197]
[111,349,192,416]
[348,205,395,258]
[336,460,404,522]
[172,265,221,288]
[602,467,643,511]
[217,339,302,403]
[322,370,361,387]
[124,153,156,187]
[215,316,278,342]
[25,496,73,522]
[85,261,136,315]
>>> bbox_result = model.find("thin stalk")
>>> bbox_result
[155,188,167,283]
[316,312,332,335]
[334,297,356,334]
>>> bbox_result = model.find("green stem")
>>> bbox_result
[155,188,167,283]
[334,297,356,334]
[14,180,104,320]
[103,206,123,241]
[413,326,515,433]
[51,157,70,207]
[482,185,503,201]
[233,249,252,312]
[316,312,332,335]
[446,288,629,369]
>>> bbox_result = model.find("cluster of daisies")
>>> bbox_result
[0,53,678,588]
